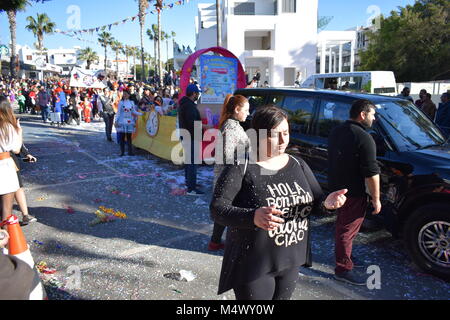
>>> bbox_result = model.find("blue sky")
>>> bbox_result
[0,0,416,61]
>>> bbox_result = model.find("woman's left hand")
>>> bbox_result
[324,189,348,211]
[26,154,37,163]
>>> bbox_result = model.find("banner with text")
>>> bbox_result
[199,55,238,104]
[69,68,107,88]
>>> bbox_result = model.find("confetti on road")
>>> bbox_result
[170,188,186,196]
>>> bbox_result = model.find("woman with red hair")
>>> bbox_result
[208,94,250,251]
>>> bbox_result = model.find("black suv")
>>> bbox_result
[235,88,450,280]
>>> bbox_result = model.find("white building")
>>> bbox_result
[16,45,62,79]
[173,42,193,70]
[316,25,376,74]
[47,47,80,76]
[196,0,319,87]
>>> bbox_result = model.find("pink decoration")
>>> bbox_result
[179,47,247,100]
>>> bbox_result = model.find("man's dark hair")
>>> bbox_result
[426,93,432,99]
[349,99,376,119]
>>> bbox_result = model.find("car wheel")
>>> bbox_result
[404,204,450,281]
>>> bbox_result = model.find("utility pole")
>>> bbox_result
[216,0,222,47]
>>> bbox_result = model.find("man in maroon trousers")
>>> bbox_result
[328,99,382,285]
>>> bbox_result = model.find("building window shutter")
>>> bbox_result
[234,2,255,15]
[282,0,296,13]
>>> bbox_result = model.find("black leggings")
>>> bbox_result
[233,267,299,300]
[211,222,225,243]
[119,132,133,154]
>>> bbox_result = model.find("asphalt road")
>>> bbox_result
[13,112,450,300]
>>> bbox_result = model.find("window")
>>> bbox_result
[338,76,364,91]
[26,55,32,61]
[316,100,351,138]
[234,2,255,15]
[376,101,445,152]
[247,95,266,114]
[269,95,284,107]
[284,68,296,86]
[282,0,296,13]
[283,96,315,134]
[374,87,396,94]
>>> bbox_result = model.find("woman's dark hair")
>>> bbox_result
[251,105,288,133]
[251,105,289,160]
[349,99,375,119]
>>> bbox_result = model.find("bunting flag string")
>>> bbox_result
[54,0,188,38]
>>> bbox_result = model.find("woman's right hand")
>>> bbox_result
[254,206,285,231]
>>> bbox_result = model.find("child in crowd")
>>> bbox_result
[82,95,92,123]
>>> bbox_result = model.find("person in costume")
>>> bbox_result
[114,89,143,156]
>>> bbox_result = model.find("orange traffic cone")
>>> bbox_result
[4,215,28,255]
[1,215,46,300]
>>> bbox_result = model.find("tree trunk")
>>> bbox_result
[153,39,157,78]
[126,52,129,80]
[133,54,136,80]
[166,39,169,71]
[38,34,44,52]
[157,11,162,87]
[116,51,119,79]
[7,10,18,79]
[104,47,107,72]
[140,21,146,81]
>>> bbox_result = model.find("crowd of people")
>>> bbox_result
[0,75,183,156]
[397,87,450,136]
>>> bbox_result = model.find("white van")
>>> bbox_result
[300,71,398,96]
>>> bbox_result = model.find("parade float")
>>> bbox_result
[132,47,247,162]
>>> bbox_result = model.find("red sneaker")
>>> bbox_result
[207,241,225,251]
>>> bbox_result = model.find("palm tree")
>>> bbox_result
[2,0,29,78]
[155,0,163,86]
[110,40,123,79]
[160,31,169,71]
[163,31,173,71]
[131,47,140,80]
[77,47,99,70]
[122,45,134,80]
[25,13,56,52]
[98,32,113,72]
[171,31,176,71]
[147,25,159,77]
[137,0,149,81]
